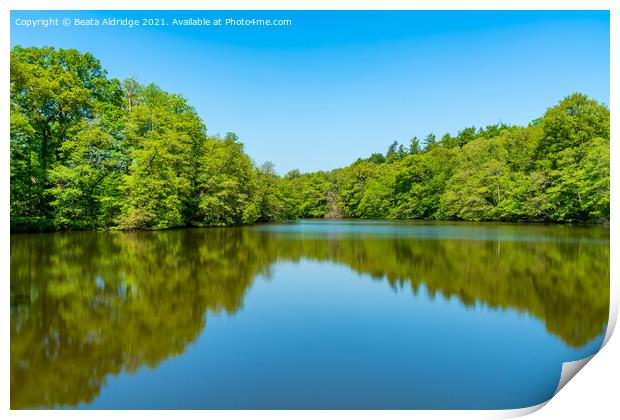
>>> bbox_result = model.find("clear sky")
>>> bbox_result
[11,10,610,174]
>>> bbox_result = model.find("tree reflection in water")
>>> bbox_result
[10,222,609,408]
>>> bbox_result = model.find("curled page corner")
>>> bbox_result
[554,355,595,396]
[497,401,548,418]
[602,293,618,347]
[552,291,618,398]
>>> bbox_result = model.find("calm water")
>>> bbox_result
[10,220,609,409]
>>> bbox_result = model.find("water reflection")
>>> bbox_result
[10,221,609,409]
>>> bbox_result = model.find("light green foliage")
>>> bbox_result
[193,133,256,226]
[391,147,457,219]
[48,123,124,228]
[10,46,610,230]
[335,161,377,217]
[540,137,610,222]
[10,47,276,231]
[298,172,333,218]
[534,94,611,222]
[10,46,120,229]
[118,84,204,229]
[279,170,304,219]
[357,164,397,218]
[252,161,285,222]
[439,137,509,220]
[537,93,609,159]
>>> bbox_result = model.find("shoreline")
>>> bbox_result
[9,216,611,235]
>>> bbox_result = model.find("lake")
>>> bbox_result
[10,220,609,409]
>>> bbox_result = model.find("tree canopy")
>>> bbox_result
[10,46,610,232]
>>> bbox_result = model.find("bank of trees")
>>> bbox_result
[10,46,610,231]
[10,46,284,231]
[277,93,609,224]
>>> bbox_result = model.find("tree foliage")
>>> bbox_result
[10,47,610,231]
[10,47,284,231]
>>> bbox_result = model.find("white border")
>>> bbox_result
[2,1,617,419]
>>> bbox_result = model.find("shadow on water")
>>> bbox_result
[10,220,609,408]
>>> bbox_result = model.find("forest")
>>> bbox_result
[10,46,610,232]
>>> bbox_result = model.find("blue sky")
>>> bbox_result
[11,11,610,174]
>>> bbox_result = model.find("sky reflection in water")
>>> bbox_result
[10,220,609,409]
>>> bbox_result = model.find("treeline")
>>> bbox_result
[291,94,609,223]
[10,46,610,231]
[10,46,284,231]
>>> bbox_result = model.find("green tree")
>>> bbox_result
[537,93,610,160]
[251,161,285,222]
[439,137,510,220]
[409,136,422,155]
[298,172,332,218]
[10,46,121,226]
[391,147,457,219]
[336,161,377,217]
[357,164,397,218]
[118,84,204,229]
[535,94,610,222]
[193,133,257,226]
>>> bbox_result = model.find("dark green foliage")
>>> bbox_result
[10,46,610,230]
